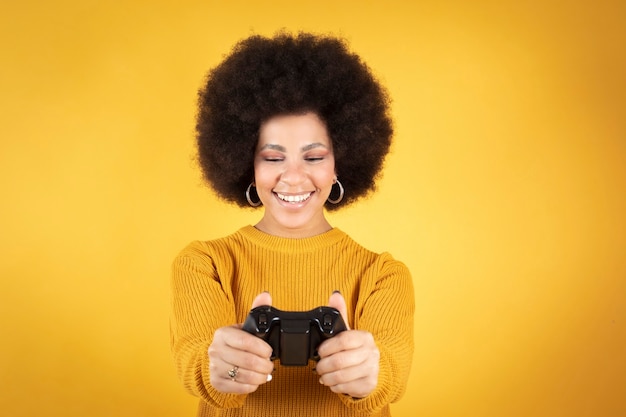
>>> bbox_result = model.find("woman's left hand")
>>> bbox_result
[315,292,380,399]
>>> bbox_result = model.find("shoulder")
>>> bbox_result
[339,232,412,276]
[340,232,408,263]
[172,228,250,269]
[378,251,410,272]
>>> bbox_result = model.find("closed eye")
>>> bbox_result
[263,157,284,162]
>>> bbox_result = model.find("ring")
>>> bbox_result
[227,366,239,381]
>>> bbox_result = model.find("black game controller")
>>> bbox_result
[242,305,347,366]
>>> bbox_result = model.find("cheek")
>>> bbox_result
[253,165,274,185]
[316,169,337,190]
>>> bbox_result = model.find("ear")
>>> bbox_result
[251,291,272,309]
[327,291,351,330]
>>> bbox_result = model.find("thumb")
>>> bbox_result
[251,291,272,309]
[327,291,351,330]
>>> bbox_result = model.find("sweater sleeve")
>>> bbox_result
[339,253,415,413]
[170,242,247,409]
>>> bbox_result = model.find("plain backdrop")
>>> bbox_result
[1,1,624,416]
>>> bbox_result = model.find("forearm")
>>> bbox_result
[170,251,247,408]
[340,258,415,412]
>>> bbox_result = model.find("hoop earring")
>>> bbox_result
[245,183,262,207]
[327,179,344,204]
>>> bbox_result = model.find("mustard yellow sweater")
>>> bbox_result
[171,226,414,417]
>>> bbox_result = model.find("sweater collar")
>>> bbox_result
[238,225,346,252]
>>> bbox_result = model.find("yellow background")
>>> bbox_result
[1,1,624,416]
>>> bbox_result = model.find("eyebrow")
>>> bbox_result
[259,143,329,152]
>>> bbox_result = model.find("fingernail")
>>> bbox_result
[333,290,341,294]
[267,374,273,382]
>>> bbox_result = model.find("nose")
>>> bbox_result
[279,160,306,186]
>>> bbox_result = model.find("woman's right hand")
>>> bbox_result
[208,292,275,394]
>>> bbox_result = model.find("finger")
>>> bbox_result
[251,291,272,309]
[327,290,350,330]
[317,356,379,398]
[213,374,267,395]
[316,347,366,375]
[318,363,368,386]
[213,326,273,358]
[220,363,274,386]
[325,375,376,398]
[217,349,275,376]
[209,347,274,392]
[317,329,371,358]
[321,342,379,374]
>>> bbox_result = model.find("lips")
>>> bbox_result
[275,192,312,203]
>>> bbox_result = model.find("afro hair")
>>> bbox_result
[196,31,393,210]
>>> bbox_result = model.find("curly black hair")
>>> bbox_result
[196,31,393,210]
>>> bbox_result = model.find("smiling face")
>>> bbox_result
[253,112,336,238]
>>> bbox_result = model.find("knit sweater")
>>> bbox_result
[170,225,415,417]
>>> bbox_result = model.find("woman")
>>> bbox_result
[171,32,414,417]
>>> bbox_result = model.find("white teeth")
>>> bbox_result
[276,192,312,203]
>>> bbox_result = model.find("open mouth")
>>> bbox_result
[275,192,312,204]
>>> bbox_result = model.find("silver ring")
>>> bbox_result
[227,366,239,381]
